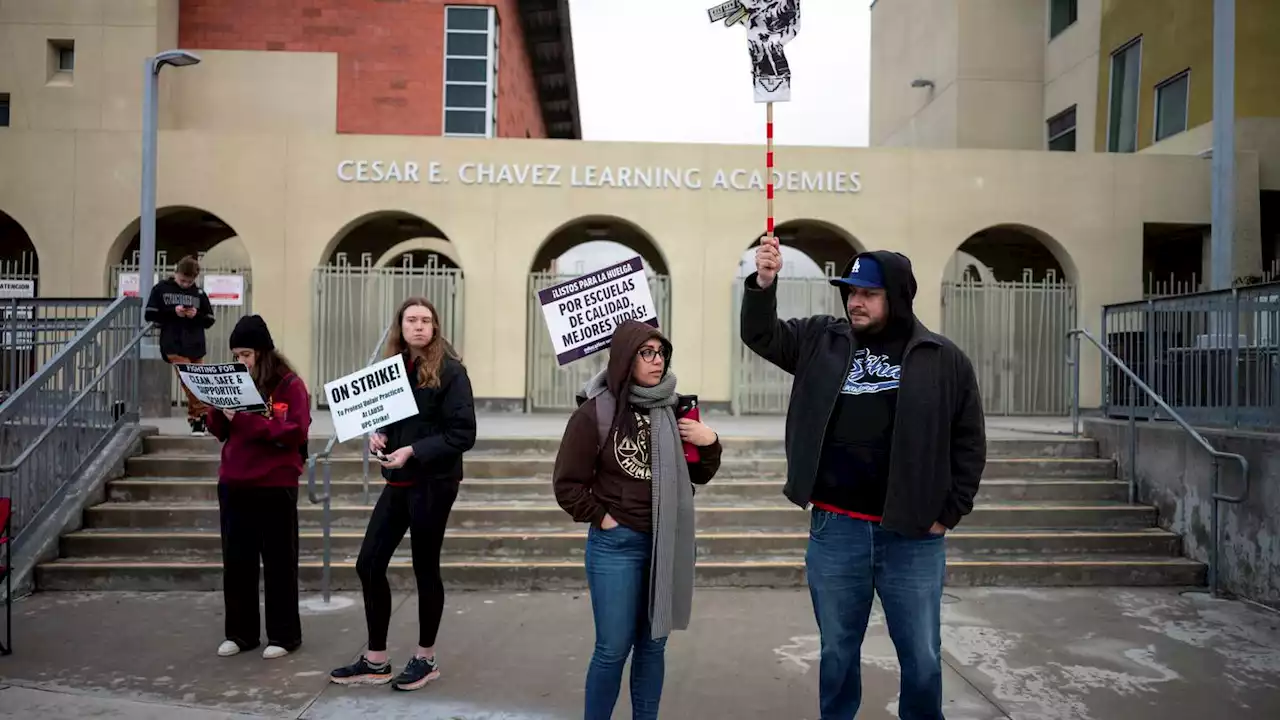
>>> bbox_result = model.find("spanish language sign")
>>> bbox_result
[536,256,658,366]
[175,363,267,413]
[324,355,418,443]
[0,279,35,350]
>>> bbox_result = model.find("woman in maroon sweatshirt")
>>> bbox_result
[206,315,311,661]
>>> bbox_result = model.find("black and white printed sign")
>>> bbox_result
[536,256,659,366]
[325,355,418,443]
[0,279,35,350]
[708,0,801,103]
[175,363,267,412]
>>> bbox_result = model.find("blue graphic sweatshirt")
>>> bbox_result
[810,288,913,520]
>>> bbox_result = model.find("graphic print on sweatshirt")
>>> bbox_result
[613,412,652,481]
[162,291,203,308]
[840,348,902,396]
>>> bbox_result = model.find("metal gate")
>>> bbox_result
[526,271,672,411]
[941,270,1075,416]
[731,273,842,414]
[110,254,253,408]
[313,254,464,407]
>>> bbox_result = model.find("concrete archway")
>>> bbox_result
[322,210,454,268]
[953,223,1077,284]
[0,210,40,284]
[525,215,670,411]
[312,211,466,406]
[737,218,864,279]
[942,223,1076,417]
[108,206,243,268]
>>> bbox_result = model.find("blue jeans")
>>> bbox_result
[805,510,947,720]
[584,524,668,720]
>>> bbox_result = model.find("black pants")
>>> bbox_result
[357,481,459,652]
[217,484,302,651]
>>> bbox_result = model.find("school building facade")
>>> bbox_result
[1,0,1274,415]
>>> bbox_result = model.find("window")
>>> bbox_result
[0,94,9,127]
[1107,38,1142,153]
[47,39,74,84]
[1154,70,1190,142]
[443,6,499,138]
[1049,0,1078,39]
[1047,105,1077,151]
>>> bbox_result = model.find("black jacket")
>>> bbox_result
[379,353,478,485]
[740,250,987,537]
[144,278,215,360]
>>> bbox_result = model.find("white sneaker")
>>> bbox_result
[262,645,289,660]
[218,640,241,657]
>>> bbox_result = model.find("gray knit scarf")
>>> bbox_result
[584,368,696,640]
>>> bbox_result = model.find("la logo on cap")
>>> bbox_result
[852,258,861,274]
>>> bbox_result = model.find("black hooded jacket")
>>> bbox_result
[144,277,215,360]
[740,250,986,537]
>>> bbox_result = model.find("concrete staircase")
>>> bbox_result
[36,433,1206,591]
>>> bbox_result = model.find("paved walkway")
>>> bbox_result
[1,588,1277,719]
[144,411,1077,440]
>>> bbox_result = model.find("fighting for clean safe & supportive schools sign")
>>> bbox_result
[175,363,267,413]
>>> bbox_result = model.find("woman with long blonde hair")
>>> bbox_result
[329,297,476,692]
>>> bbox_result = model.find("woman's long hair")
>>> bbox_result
[251,348,298,396]
[383,296,460,389]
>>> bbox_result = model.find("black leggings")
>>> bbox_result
[357,481,459,652]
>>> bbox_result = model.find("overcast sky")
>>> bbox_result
[568,0,871,147]
[559,0,870,274]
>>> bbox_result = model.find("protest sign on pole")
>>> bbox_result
[324,355,418,443]
[175,363,267,413]
[536,256,658,366]
[0,279,36,350]
[708,0,801,245]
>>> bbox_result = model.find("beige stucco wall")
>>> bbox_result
[0,0,1241,412]
[869,0,960,148]
[1045,0,1101,152]
[0,124,1224,408]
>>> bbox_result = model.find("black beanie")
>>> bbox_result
[229,315,274,351]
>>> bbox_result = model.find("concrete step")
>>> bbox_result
[123,454,1117,480]
[106,478,1130,504]
[141,434,1102,459]
[82,501,1157,531]
[59,528,1183,560]
[34,555,1207,591]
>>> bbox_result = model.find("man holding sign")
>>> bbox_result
[741,239,986,720]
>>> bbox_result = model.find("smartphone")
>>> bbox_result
[676,394,700,463]
[373,449,389,462]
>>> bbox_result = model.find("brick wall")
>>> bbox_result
[179,0,546,138]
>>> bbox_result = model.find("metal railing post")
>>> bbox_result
[1070,332,1081,437]
[1230,289,1240,428]
[1067,327,1250,600]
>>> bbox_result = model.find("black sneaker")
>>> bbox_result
[329,655,394,686]
[391,655,440,692]
[189,418,207,436]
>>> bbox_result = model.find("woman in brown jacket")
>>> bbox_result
[552,320,723,720]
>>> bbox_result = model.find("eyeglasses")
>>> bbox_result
[637,347,667,363]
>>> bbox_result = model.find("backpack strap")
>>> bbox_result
[594,391,616,453]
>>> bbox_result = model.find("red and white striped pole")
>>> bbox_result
[765,101,775,244]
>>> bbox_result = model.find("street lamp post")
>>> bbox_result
[1210,0,1235,291]
[138,50,201,326]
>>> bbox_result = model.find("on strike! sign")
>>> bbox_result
[536,256,658,366]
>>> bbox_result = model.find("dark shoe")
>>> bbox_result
[391,655,440,692]
[189,418,207,436]
[329,655,394,686]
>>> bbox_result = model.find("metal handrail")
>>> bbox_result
[1067,327,1249,598]
[0,323,151,474]
[306,324,393,603]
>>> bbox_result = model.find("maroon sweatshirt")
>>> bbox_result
[206,373,311,487]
